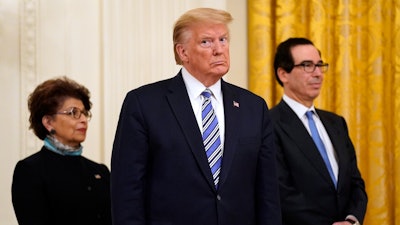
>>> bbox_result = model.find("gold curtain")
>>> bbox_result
[247,0,400,224]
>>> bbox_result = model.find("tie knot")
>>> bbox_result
[201,89,212,99]
[305,111,314,120]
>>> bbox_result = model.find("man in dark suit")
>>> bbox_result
[269,37,367,225]
[110,8,281,225]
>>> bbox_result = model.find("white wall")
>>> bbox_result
[0,0,247,224]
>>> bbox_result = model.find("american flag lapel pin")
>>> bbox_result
[233,101,239,108]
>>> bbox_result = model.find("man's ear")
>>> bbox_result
[176,43,188,63]
[277,67,289,84]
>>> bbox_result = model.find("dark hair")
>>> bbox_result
[273,37,315,86]
[28,76,92,140]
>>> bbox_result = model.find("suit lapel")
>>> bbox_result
[277,101,335,186]
[216,81,240,189]
[165,73,216,190]
[317,110,348,187]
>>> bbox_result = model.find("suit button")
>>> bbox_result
[216,195,221,201]
[87,186,92,191]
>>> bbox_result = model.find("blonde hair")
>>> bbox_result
[173,8,233,65]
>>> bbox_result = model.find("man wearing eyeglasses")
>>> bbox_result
[269,37,367,225]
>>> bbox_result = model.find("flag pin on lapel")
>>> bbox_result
[233,101,239,108]
[94,174,102,179]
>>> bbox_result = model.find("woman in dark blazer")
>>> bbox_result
[12,76,111,225]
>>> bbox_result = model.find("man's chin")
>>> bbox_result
[212,66,229,76]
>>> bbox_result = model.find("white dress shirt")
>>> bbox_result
[181,67,225,150]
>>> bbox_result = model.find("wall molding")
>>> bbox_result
[20,0,40,157]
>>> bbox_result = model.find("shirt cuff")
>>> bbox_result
[345,215,359,224]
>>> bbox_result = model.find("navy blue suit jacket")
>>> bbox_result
[269,100,367,225]
[111,72,281,225]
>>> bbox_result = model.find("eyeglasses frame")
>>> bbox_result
[293,61,329,73]
[55,107,92,121]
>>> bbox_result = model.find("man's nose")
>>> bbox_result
[212,42,224,54]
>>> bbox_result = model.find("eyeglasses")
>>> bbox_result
[293,62,329,73]
[55,107,92,121]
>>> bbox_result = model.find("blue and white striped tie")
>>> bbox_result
[201,89,222,188]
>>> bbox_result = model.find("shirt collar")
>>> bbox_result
[283,94,317,119]
[181,67,222,103]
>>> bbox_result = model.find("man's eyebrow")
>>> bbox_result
[298,60,324,64]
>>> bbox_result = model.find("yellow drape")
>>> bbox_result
[248,0,400,224]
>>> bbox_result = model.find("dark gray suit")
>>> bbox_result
[111,71,281,225]
[269,100,367,225]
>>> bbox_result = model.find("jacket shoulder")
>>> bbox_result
[80,156,110,173]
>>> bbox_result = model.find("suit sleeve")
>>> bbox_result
[340,117,368,224]
[12,160,50,225]
[256,101,282,225]
[111,91,148,225]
